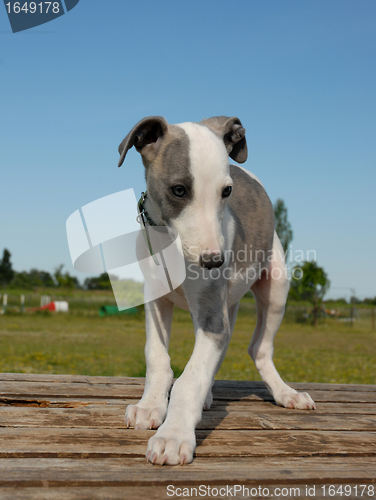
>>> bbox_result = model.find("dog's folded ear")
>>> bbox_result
[118,116,168,167]
[201,116,248,164]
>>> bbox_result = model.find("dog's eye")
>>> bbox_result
[171,185,186,198]
[222,186,232,198]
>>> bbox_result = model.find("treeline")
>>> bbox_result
[0,249,111,290]
[1,248,375,305]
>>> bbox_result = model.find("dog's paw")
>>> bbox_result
[146,426,196,466]
[125,404,167,430]
[273,388,316,410]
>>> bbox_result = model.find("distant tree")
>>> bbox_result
[11,271,33,289]
[12,268,57,289]
[54,265,81,289]
[0,249,15,286]
[327,297,348,305]
[38,270,55,287]
[350,295,361,304]
[274,199,293,256]
[290,261,330,326]
[84,272,113,290]
[363,297,376,306]
[28,268,55,287]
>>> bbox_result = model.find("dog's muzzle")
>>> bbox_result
[199,251,225,269]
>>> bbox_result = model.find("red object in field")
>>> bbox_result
[40,302,56,311]
[40,301,69,312]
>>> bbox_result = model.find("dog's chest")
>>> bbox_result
[163,266,255,312]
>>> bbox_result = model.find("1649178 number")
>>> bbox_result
[5,2,60,14]
[321,484,375,497]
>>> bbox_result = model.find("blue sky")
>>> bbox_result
[0,0,375,300]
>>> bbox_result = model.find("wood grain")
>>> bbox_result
[1,405,376,431]
[0,374,374,499]
[0,457,374,485]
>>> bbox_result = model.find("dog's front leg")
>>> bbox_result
[146,292,231,465]
[125,296,174,430]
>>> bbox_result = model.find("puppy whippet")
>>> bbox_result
[118,116,315,466]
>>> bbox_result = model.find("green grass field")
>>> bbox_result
[0,290,375,384]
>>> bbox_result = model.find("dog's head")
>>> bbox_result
[118,116,247,269]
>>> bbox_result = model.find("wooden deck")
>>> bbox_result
[0,374,375,499]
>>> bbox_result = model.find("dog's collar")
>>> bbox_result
[137,192,160,266]
[137,192,157,227]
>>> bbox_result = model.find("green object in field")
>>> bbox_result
[99,305,138,316]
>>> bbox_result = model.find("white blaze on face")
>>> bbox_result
[172,122,232,263]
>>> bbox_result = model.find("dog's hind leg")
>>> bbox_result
[249,233,316,410]
[125,296,174,429]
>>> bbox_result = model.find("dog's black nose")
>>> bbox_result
[200,251,225,269]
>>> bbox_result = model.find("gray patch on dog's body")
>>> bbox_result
[197,281,229,348]
[227,164,275,277]
[145,125,194,223]
[197,166,273,343]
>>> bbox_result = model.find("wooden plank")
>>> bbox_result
[0,486,185,500]
[0,374,374,498]
[1,405,376,431]
[1,396,375,414]
[1,374,374,394]
[0,428,374,458]
[0,373,146,386]
[0,397,134,407]
[0,456,374,485]
[197,409,376,431]
[196,429,376,458]
[215,380,376,393]
[1,381,375,403]
[0,381,144,400]
[211,387,376,403]
[210,401,376,414]
[0,487,169,500]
